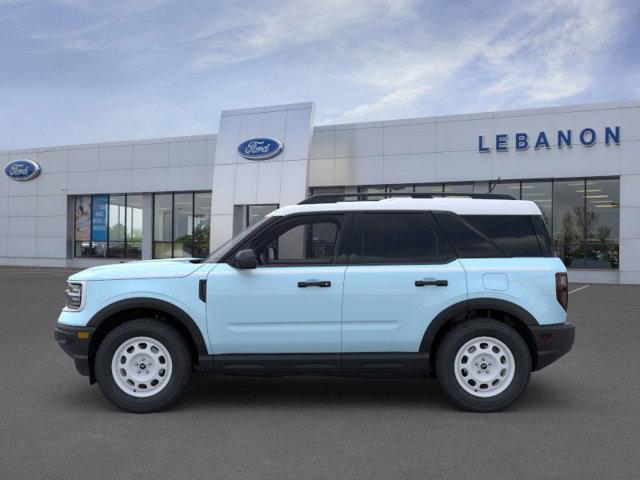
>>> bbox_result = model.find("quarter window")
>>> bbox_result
[462,215,542,257]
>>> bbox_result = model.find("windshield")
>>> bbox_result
[206,216,273,263]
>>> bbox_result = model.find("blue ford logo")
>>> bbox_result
[237,138,283,160]
[4,159,41,181]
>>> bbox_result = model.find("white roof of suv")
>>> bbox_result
[270,197,543,217]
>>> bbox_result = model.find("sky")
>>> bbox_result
[1,0,639,150]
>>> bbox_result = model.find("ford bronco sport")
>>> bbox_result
[55,192,575,413]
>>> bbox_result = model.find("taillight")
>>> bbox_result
[555,272,568,311]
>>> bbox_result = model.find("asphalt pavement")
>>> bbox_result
[0,267,639,479]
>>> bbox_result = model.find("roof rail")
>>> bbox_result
[298,192,515,204]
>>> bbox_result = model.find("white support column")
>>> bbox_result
[210,102,315,251]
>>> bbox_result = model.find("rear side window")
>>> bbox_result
[355,213,454,264]
[462,215,542,257]
[432,212,502,258]
[433,212,545,258]
[530,215,554,256]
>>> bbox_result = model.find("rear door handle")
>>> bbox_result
[415,279,448,287]
[298,280,331,288]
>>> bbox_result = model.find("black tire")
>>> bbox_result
[95,318,192,413]
[435,318,531,412]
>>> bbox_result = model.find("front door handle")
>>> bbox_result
[298,280,331,288]
[415,279,448,287]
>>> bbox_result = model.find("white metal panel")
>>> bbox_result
[133,142,169,169]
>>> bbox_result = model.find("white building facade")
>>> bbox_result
[2,100,639,284]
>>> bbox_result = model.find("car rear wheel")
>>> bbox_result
[95,319,192,413]
[436,318,531,412]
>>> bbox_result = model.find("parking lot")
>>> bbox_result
[1,267,639,479]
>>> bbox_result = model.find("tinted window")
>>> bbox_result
[251,217,341,265]
[531,215,553,256]
[462,215,542,257]
[433,212,501,258]
[357,213,453,263]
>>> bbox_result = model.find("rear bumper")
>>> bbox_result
[531,321,575,371]
[54,325,96,377]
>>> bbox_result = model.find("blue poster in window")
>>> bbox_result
[91,195,108,241]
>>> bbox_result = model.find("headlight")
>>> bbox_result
[65,281,85,310]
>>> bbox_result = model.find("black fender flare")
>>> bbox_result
[87,297,208,356]
[419,298,538,353]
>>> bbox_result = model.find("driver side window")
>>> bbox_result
[251,216,341,266]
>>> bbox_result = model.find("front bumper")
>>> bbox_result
[54,325,96,377]
[531,321,575,371]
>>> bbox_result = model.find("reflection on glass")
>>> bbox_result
[444,183,473,193]
[553,180,586,244]
[521,181,552,229]
[584,178,619,269]
[553,180,586,268]
[358,185,386,200]
[74,196,92,257]
[154,194,173,258]
[247,204,278,227]
[126,195,143,259]
[474,182,490,194]
[387,185,414,194]
[173,193,193,257]
[108,195,125,257]
[193,193,212,258]
[415,184,444,193]
[489,181,520,199]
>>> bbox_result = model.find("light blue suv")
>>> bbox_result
[55,193,575,413]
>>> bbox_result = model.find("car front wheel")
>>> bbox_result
[436,318,531,412]
[94,319,192,413]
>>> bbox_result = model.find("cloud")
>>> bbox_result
[334,0,627,122]
[0,0,635,149]
[481,0,622,104]
[190,0,414,70]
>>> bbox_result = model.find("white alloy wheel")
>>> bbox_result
[110,336,173,398]
[454,336,515,398]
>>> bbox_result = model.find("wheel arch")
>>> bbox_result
[86,298,208,383]
[420,298,539,371]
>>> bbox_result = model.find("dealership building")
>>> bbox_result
[1,99,639,284]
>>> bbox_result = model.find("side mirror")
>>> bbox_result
[233,249,258,269]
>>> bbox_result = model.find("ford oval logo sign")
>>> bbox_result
[237,138,283,160]
[4,159,41,181]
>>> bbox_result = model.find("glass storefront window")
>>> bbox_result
[153,194,173,259]
[584,178,619,269]
[308,177,619,270]
[444,183,473,193]
[126,195,143,260]
[247,204,278,227]
[358,185,386,200]
[74,196,91,257]
[74,193,144,259]
[553,180,587,268]
[387,185,414,194]
[521,181,552,229]
[474,181,490,194]
[108,195,125,258]
[415,184,444,193]
[194,193,212,258]
[489,181,520,199]
[173,193,193,258]
[153,191,212,259]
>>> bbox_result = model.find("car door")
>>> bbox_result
[207,213,347,357]
[341,212,467,360]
